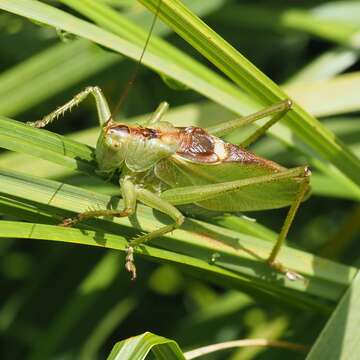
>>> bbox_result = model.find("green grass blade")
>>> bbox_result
[0,0,257,118]
[287,47,358,84]
[28,252,123,360]
[61,0,225,42]
[285,71,360,117]
[213,3,360,47]
[0,169,357,306]
[139,0,360,189]
[2,0,359,194]
[1,0,359,354]
[60,0,246,109]
[80,297,137,360]
[2,0,354,122]
[106,332,185,360]
[311,173,359,200]
[1,108,359,201]
[306,271,360,360]
[3,0,358,122]
[0,218,326,311]
[0,40,118,117]
[0,116,95,174]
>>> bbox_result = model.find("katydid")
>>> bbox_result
[27,2,310,281]
[28,91,310,280]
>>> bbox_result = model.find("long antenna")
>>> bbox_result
[109,0,163,122]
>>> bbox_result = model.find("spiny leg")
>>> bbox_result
[267,168,311,280]
[160,166,310,280]
[60,175,184,280]
[126,188,184,280]
[27,86,111,128]
[147,101,169,125]
[60,176,136,227]
[60,208,133,227]
[207,99,292,139]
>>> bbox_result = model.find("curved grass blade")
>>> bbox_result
[0,40,118,117]
[1,0,359,196]
[287,47,359,84]
[0,218,327,312]
[2,105,360,200]
[80,297,137,360]
[139,0,360,189]
[0,116,96,175]
[106,332,185,360]
[306,271,360,360]
[213,3,360,48]
[0,0,258,119]
[0,0,358,306]
[28,252,124,360]
[0,169,357,306]
[285,71,360,117]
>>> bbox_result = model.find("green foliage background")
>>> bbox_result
[0,0,359,359]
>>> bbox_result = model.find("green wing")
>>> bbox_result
[155,155,308,211]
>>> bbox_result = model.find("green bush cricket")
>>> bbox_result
[27,0,311,281]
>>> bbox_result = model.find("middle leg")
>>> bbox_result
[146,101,169,125]
[125,188,185,280]
[60,176,136,226]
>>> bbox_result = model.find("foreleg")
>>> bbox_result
[27,86,111,128]
[126,188,184,280]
